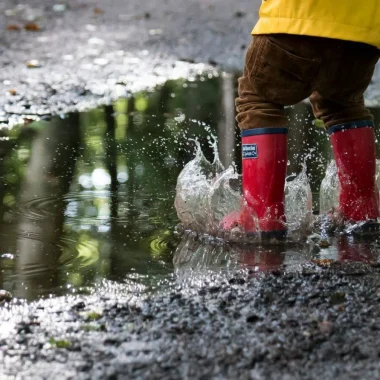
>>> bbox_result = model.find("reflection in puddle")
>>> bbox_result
[0,74,379,300]
[173,232,380,284]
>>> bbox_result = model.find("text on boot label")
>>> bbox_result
[242,144,258,159]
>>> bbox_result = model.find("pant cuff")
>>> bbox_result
[327,120,375,135]
[241,127,288,137]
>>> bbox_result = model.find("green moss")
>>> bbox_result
[85,311,103,321]
[81,324,106,332]
[49,338,72,349]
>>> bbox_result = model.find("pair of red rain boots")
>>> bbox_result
[222,121,379,237]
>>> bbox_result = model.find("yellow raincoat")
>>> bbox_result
[253,0,380,48]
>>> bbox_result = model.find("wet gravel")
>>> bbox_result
[0,0,259,123]
[1,0,378,124]
[2,261,380,379]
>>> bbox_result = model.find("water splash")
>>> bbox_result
[376,159,380,191]
[320,159,380,216]
[285,163,313,235]
[207,166,243,235]
[174,139,225,233]
[175,142,313,242]
[319,160,340,215]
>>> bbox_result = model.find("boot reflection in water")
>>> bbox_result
[337,238,375,264]
[238,246,285,273]
[222,1,380,238]
[173,234,285,274]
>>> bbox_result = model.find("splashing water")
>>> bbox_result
[319,160,340,215]
[376,159,380,192]
[285,163,313,234]
[320,159,380,216]
[175,141,313,242]
[174,139,226,233]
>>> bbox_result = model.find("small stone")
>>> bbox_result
[26,60,42,68]
[0,290,12,303]
[71,301,86,311]
[84,311,103,321]
[149,29,163,36]
[246,314,260,324]
[318,321,334,335]
[93,58,109,66]
[234,11,245,18]
[52,4,67,12]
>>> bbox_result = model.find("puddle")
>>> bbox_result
[1,74,380,300]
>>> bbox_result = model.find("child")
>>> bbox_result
[223,0,380,237]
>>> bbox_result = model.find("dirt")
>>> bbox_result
[2,261,380,379]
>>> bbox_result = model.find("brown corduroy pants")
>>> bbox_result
[237,34,380,130]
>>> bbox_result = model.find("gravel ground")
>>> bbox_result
[2,260,380,379]
[0,0,259,123]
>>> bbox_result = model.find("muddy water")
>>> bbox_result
[0,75,379,300]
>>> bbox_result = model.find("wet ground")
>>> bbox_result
[0,0,379,126]
[1,1,380,377]
[0,0,255,124]
[1,76,380,378]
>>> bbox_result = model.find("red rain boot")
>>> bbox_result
[222,128,288,237]
[329,120,379,222]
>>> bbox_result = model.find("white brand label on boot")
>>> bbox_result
[242,144,258,159]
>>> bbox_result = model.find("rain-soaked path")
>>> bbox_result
[1,76,380,378]
[1,0,379,125]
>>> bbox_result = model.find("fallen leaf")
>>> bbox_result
[25,23,41,32]
[94,7,104,14]
[23,118,34,125]
[6,24,21,31]
[319,240,331,248]
[329,292,346,305]
[311,258,334,267]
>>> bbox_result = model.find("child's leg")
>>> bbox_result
[310,92,373,129]
[235,68,287,130]
[224,35,319,235]
[236,35,320,130]
[310,41,380,222]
